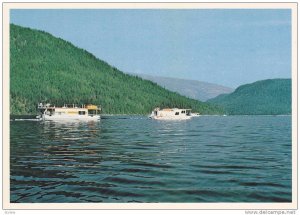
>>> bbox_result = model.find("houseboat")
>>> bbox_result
[149,107,192,120]
[37,103,101,121]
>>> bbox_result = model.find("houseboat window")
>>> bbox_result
[181,110,185,113]
[88,110,97,115]
[154,111,158,116]
[175,112,179,115]
[79,111,86,115]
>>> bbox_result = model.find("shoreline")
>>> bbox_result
[10,114,292,119]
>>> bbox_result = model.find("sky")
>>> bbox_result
[10,9,291,88]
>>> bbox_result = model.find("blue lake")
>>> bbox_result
[10,115,292,202]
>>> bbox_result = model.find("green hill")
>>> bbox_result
[10,24,223,115]
[208,79,291,115]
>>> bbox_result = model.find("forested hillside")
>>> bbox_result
[208,79,291,115]
[10,24,223,115]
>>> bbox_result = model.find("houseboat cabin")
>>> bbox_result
[149,108,192,120]
[37,103,101,121]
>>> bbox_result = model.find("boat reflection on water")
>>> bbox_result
[42,120,100,139]
[40,120,103,169]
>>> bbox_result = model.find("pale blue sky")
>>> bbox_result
[10,9,291,88]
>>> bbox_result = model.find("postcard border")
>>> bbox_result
[2,1,298,210]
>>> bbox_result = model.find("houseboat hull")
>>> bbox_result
[150,115,192,120]
[42,115,100,121]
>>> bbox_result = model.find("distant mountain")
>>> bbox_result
[130,73,234,101]
[207,79,291,115]
[10,24,223,115]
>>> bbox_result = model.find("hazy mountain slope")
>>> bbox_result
[10,24,223,115]
[208,79,291,115]
[132,73,234,101]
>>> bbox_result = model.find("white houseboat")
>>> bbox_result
[149,107,192,120]
[37,103,101,121]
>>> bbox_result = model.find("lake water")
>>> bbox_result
[10,115,292,203]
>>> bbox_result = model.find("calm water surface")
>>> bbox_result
[10,116,292,203]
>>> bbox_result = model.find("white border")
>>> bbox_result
[2,2,298,210]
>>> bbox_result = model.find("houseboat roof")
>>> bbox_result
[38,103,100,110]
[161,108,192,111]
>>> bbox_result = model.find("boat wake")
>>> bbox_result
[12,118,42,121]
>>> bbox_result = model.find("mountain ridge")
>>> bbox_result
[130,73,234,101]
